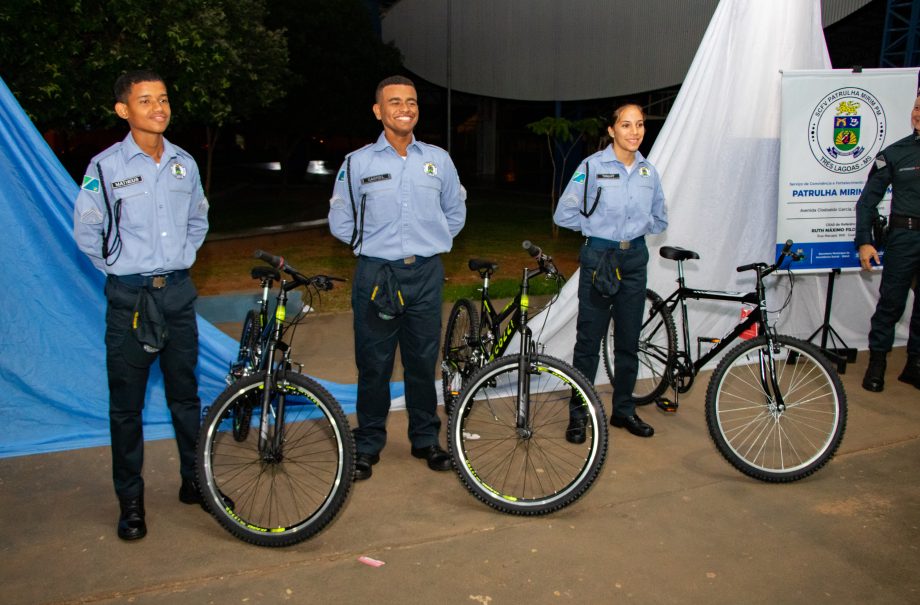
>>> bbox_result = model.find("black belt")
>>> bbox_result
[890,214,920,231]
[114,269,189,289]
[585,236,645,250]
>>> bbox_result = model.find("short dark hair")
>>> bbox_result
[375,75,415,102]
[114,70,165,104]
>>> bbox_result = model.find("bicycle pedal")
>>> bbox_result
[655,398,679,413]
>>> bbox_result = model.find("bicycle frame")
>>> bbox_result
[655,255,789,409]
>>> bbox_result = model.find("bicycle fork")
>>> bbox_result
[515,268,534,438]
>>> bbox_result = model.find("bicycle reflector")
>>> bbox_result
[740,305,758,340]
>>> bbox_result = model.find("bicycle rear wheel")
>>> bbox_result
[197,372,355,546]
[603,289,676,404]
[705,335,847,482]
[442,299,478,412]
[448,354,607,515]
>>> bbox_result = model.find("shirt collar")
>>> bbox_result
[372,131,421,155]
[119,132,177,162]
[601,144,647,167]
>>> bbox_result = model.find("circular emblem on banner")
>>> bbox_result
[808,87,886,174]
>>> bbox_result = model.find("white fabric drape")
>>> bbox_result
[529,0,911,382]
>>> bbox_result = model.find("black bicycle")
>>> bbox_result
[226,265,285,441]
[602,240,847,482]
[197,251,354,547]
[443,242,607,514]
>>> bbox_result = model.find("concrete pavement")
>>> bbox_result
[1,316,918,605]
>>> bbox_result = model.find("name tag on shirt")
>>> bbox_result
[362,174,392,184]
[112,175,144,189]
[597,174,620,179]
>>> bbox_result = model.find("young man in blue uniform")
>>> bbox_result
[329,76,466,480]
[855,93,920,393]
[74,70,210,540]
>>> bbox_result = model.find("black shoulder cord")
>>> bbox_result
[579,162,601,218]
[346,157,366,253]
[96,162,123,266]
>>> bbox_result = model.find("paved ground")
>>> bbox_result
[2,315,919,605]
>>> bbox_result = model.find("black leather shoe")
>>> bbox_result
[611,413,654,438]
[117,497,146,541]
[862,350,886,392]
[566,416,587,444]
[898,356,920,390]
[179,478,202,505]
[410,444,452,471]
[354,452,380,481]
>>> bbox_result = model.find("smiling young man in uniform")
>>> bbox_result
[328,75,466,481]
[74,69,209,540]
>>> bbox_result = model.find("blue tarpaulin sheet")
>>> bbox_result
[0,76,366,459]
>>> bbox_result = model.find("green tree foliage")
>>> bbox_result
[0,0,288,192]
[527,116,603,236]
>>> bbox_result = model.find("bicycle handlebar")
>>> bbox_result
[522,240,559,276]
[735,239,803,276]
[253,249,345,290]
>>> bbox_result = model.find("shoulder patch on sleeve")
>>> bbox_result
[79,207,104,225]
[81,176,100,192]
[875,155,887,170]
[571,172,586,183]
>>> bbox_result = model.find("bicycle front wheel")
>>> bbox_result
[442,298,479,412]
[705,335,847,482]
[448,354,607,515]
[197,372,355,547]
[603,289,676,404]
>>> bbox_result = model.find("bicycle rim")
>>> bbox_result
[198,373,355,546]
[448,354,607,515]
[705,336,847,482]
[442,299,477,411]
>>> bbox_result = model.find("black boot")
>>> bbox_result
[117,495,146,541]
[862,350,887,392]
[897,355,920,390]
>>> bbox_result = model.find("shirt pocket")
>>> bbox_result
[360,181,398,224]
[117,187,152,229]
[169,187,193,233]
[414,180,442,221]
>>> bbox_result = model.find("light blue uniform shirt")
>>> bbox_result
[74,134,209,275]
[328,132,466,260]
[554,146,667,241]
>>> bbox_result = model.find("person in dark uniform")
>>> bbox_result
[74,70,210,540]
[554,103,668,440]
[328,76,467,480]
[855,93,920,393]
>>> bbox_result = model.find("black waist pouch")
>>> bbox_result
[592,251,622,297]
[871,212,888,250]
[370,264,405,320]
[122,288,168,367]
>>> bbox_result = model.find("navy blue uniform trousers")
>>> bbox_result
[104,275,200,500]
[869,228,920,356]
[351,255,444,455]
[571,238,649,419]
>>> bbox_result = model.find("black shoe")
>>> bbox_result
[566,416,587,444]
[862,350,887,392]
[898,355,920,390]
[410,444,452,471]
[179,478,202,505]
[117,497,146,541]
[611,413,654,438]
[354,452,380,481]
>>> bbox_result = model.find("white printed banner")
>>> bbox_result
[777,68,919,271]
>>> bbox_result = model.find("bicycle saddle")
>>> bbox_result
[660,246,700,262]
[250,266,281,281]
[468,259,499,272]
